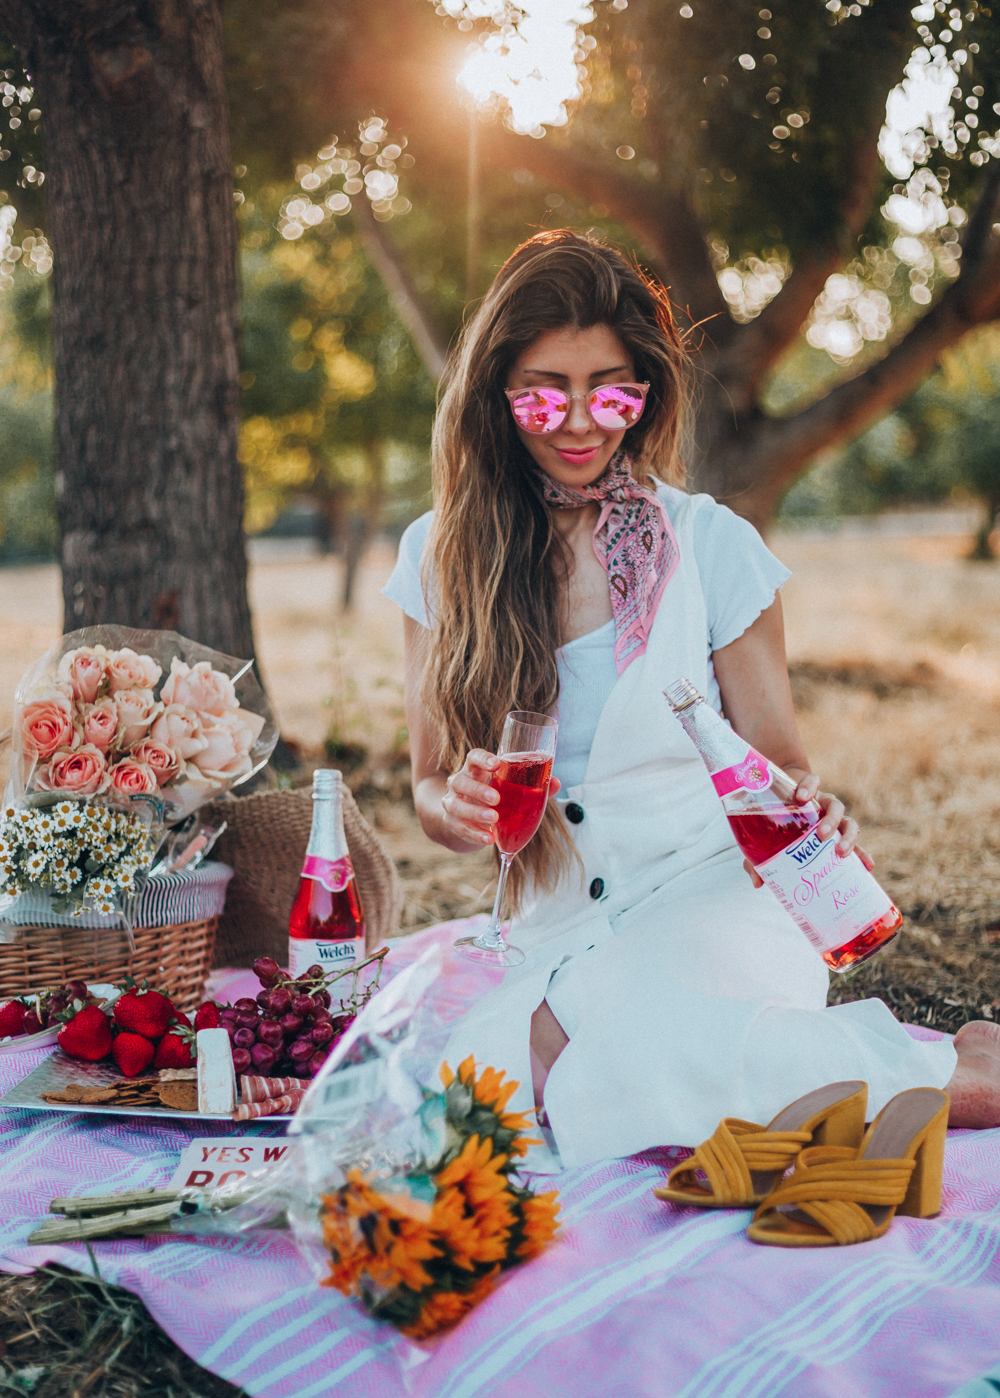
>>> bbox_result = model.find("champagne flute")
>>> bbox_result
[454,710,558,968]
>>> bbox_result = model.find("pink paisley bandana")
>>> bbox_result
[536,451,680,674]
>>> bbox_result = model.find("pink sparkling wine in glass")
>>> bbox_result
[491,752,554,857]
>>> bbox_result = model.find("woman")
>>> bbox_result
[385,230,1000,1170]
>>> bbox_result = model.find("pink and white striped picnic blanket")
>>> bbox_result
[2,917,999,1398]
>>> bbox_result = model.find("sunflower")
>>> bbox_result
[432,1134,516,1270]
[398,1270,499,1341]
[515,1192,561,1260]
[321,1173,441,1298]
[440,1057,538,1154]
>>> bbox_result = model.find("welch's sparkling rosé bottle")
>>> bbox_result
[664,678,901,972]
[288,768,366,978]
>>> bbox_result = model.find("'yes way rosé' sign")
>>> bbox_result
[168,1138,291,1191]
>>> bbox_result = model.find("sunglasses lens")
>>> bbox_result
[590,385,646,429]
[509,388,569,434]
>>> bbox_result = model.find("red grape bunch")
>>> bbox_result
[217,957,357,1080]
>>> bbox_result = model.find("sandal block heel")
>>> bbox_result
[897,1103,949,1219]
[809,1090,868,1151]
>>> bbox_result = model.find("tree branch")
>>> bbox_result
[717,136,889,409]
[731,166,1000,522]
[479,121,731,338]
[365,49,730,338]
[351,193,450,380]
[0,0,33,54]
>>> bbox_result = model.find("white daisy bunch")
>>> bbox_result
[0,801,155,915]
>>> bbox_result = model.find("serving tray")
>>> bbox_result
[0,1050,292,1122]
[0,984,121,1057]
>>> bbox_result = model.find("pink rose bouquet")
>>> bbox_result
[2,625,277,923]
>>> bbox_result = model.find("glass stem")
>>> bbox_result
[479,854,513,950]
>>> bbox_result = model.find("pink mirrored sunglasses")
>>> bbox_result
[506,382,650,435]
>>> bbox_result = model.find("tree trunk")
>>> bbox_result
[341,442,385,610]
[970,496,1000,561]
[0,0,255,659]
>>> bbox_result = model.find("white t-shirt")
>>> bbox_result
[383,485,790,790]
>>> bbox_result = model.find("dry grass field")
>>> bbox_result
[2,525,1000,1024]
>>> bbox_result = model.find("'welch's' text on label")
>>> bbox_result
[288,936,365,977]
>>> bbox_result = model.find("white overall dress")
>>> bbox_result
[444,492,956,1171]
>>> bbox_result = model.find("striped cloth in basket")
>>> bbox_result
[0,860,233,931]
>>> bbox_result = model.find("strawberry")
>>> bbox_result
[171,1011,192,1029]
[57,1005,113,1062]
[113,987,176,1039]
[194,1001,221,1031]
[113,1031,156,1077]
[0,1000,27,1038]
[153,1030,194,1070]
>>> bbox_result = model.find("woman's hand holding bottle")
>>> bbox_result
[742,767,872,889]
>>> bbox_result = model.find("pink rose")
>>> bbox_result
[160,658,238,717]
[129,738,179,787]
[57,646,108,704]
[109,758,158,795]
[190,709,266,782]
[150,704,207,761]
[20,693,76,761]
[114,688,160,748]
[107,648,162,695]
[80,698,118,753]
[35,744,109,796]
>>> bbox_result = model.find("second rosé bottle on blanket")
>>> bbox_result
[288,769,366,978]
[665,678,901,972]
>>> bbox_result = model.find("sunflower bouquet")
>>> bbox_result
[320,1055,560,1339]
[167,952,559,1339]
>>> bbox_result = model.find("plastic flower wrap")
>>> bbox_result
[1,625,277,926]
[179,950,560,1341]
[319,1054,560,1338]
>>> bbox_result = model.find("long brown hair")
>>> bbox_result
[424,230,690,906]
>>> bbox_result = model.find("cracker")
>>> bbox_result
[158,1081,198,1111]
[79,1087,117,1104]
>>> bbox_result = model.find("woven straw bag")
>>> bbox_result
[203,786,402,968]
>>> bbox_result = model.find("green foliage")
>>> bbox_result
[779,328,1000,525]
[0,271,54,561]
[567,0,915,258]
[0,383,55,559]
[236,192,437,537]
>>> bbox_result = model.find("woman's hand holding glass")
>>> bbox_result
[454,711,559,968]
[442,749,561,850]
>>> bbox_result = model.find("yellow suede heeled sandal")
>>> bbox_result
[652,1081,868,1210]
[746,1086,950,1247]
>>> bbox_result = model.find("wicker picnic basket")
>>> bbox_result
[0,781,402,1012]
[202,784,403,969]
[0,917,220,1015]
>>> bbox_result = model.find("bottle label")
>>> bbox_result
[712,749,771,798]
[289,936,365,978]
[302,854,354,893]
[755,828,896,954]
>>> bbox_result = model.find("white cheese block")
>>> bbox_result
[196,1028,236,1114]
